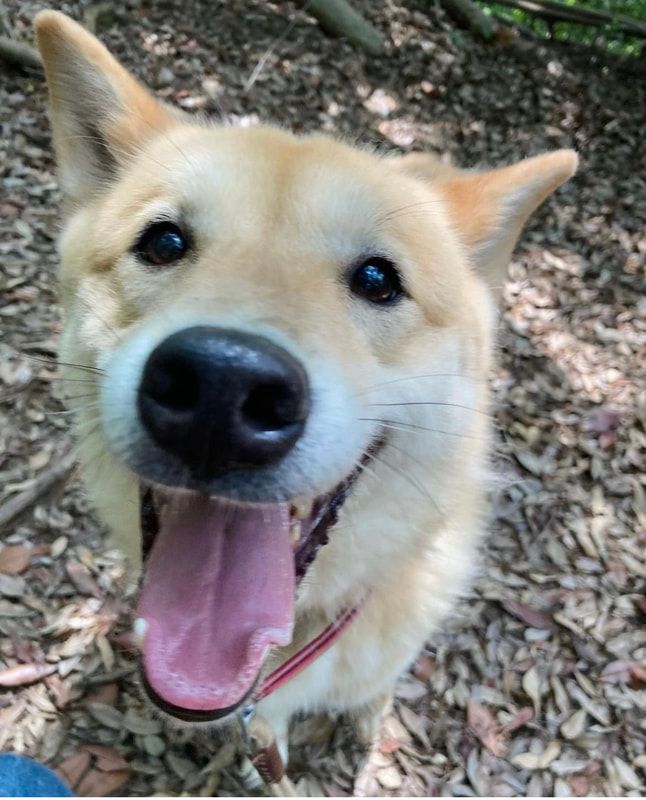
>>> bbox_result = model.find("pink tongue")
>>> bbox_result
[136,495,295,712]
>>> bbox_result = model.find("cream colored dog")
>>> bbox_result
[36,10,577,771]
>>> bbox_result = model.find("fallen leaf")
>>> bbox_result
[522,665,542,710]
[85,682,119,706]
[0,661,57,686]
[600,660,646,686]
[612,757,642,790]
[586,407,621,434]
[501,706,534,735]
[467,700,505,757]
[45,674,71,708]
[0,545,32,575]
[56,750,91,790]
[571,775,590,796]
[84,745,128,772]
[0,573,27,597]
[76,767,130,796]
[86,702,124,729]
[66,560,102,598]
[123,708,162,735]
[412,654,435,681]
[376,766,402,790]
[503,600,554,629]
[29,448,51,470]
[561,709,587,740]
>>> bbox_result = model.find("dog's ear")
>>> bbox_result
[35,11,176,205]
[397,150,578,294]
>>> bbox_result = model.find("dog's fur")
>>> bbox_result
[36,10,577,764]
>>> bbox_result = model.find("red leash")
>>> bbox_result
[243,600,365,789]
[255,601,364,701]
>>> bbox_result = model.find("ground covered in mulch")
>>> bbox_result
[1,0,644,796]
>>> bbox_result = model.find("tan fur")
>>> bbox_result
[36,9,577,770]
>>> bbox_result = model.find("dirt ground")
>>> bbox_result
[0,0,644,796]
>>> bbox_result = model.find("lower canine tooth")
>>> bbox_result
[290,521,302,546]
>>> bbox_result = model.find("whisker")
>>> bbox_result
[368,452,441,514]
[359,417,486,442]
[58,392,99,402]
[49,377,100,384]
[367,400,492,419]
[45,403,101,417]
[23,354,105,375]
[358,372,480,395]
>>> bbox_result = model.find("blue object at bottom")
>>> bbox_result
[0,753,73,797]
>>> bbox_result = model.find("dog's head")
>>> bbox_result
[36,11,576,723]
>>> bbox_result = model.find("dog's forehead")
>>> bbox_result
[147,127,406,234]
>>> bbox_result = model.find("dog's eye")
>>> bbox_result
[350,257,403,304]
[135,222,188,266]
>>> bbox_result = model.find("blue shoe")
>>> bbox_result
[0,753,73,797]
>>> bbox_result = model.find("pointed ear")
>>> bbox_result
[398,150,578,293]
[35,11,177,204]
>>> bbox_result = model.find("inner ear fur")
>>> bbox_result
[396,149,578,292]
[35,10,178,205]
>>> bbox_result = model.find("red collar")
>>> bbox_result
[255,600,365,701]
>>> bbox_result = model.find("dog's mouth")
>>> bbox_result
[135,441,382,722]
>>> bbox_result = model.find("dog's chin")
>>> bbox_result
[133,436,385,725]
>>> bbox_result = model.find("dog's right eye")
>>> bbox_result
[135,222,188,266]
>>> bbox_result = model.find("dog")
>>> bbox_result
[35,9,577,779]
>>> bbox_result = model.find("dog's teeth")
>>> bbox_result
[133,617,148,647]
[292,500,310,520]
[290,521,302,547]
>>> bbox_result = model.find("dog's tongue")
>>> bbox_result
[136,496,294,712]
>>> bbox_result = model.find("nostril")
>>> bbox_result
[242,381,303,431]
[144,357,200,412]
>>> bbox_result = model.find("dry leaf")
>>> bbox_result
[0,661,57,686]
[45,674,71,708]
[612,757,642,790]
[123,708,162,735]
[376,765,402,790]
[85,682,119,706]
[412,654,435,681]
[522,665,542,710]
[76,767,130,796]
[501,706,534,734]
[29,448,51,470]
[65,560,102,598]
[600,660,646,686]
[56,750,91,790]
[0,545,33,575]
[467,700,505,757]
[0,573,27,597]
[503,600,554,629]
[84,744,128,772]
[571,775,590,796]
[86,702,124,729]
[560,709,587,740]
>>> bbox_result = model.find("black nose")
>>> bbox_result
[138,326,310,480]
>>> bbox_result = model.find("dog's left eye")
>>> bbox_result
[135,222,188,266]
[350,257,404,305]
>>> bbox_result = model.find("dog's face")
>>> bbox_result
[37,12,576,724]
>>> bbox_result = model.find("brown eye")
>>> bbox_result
[135,222,188,266]
[350,257,404,304]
